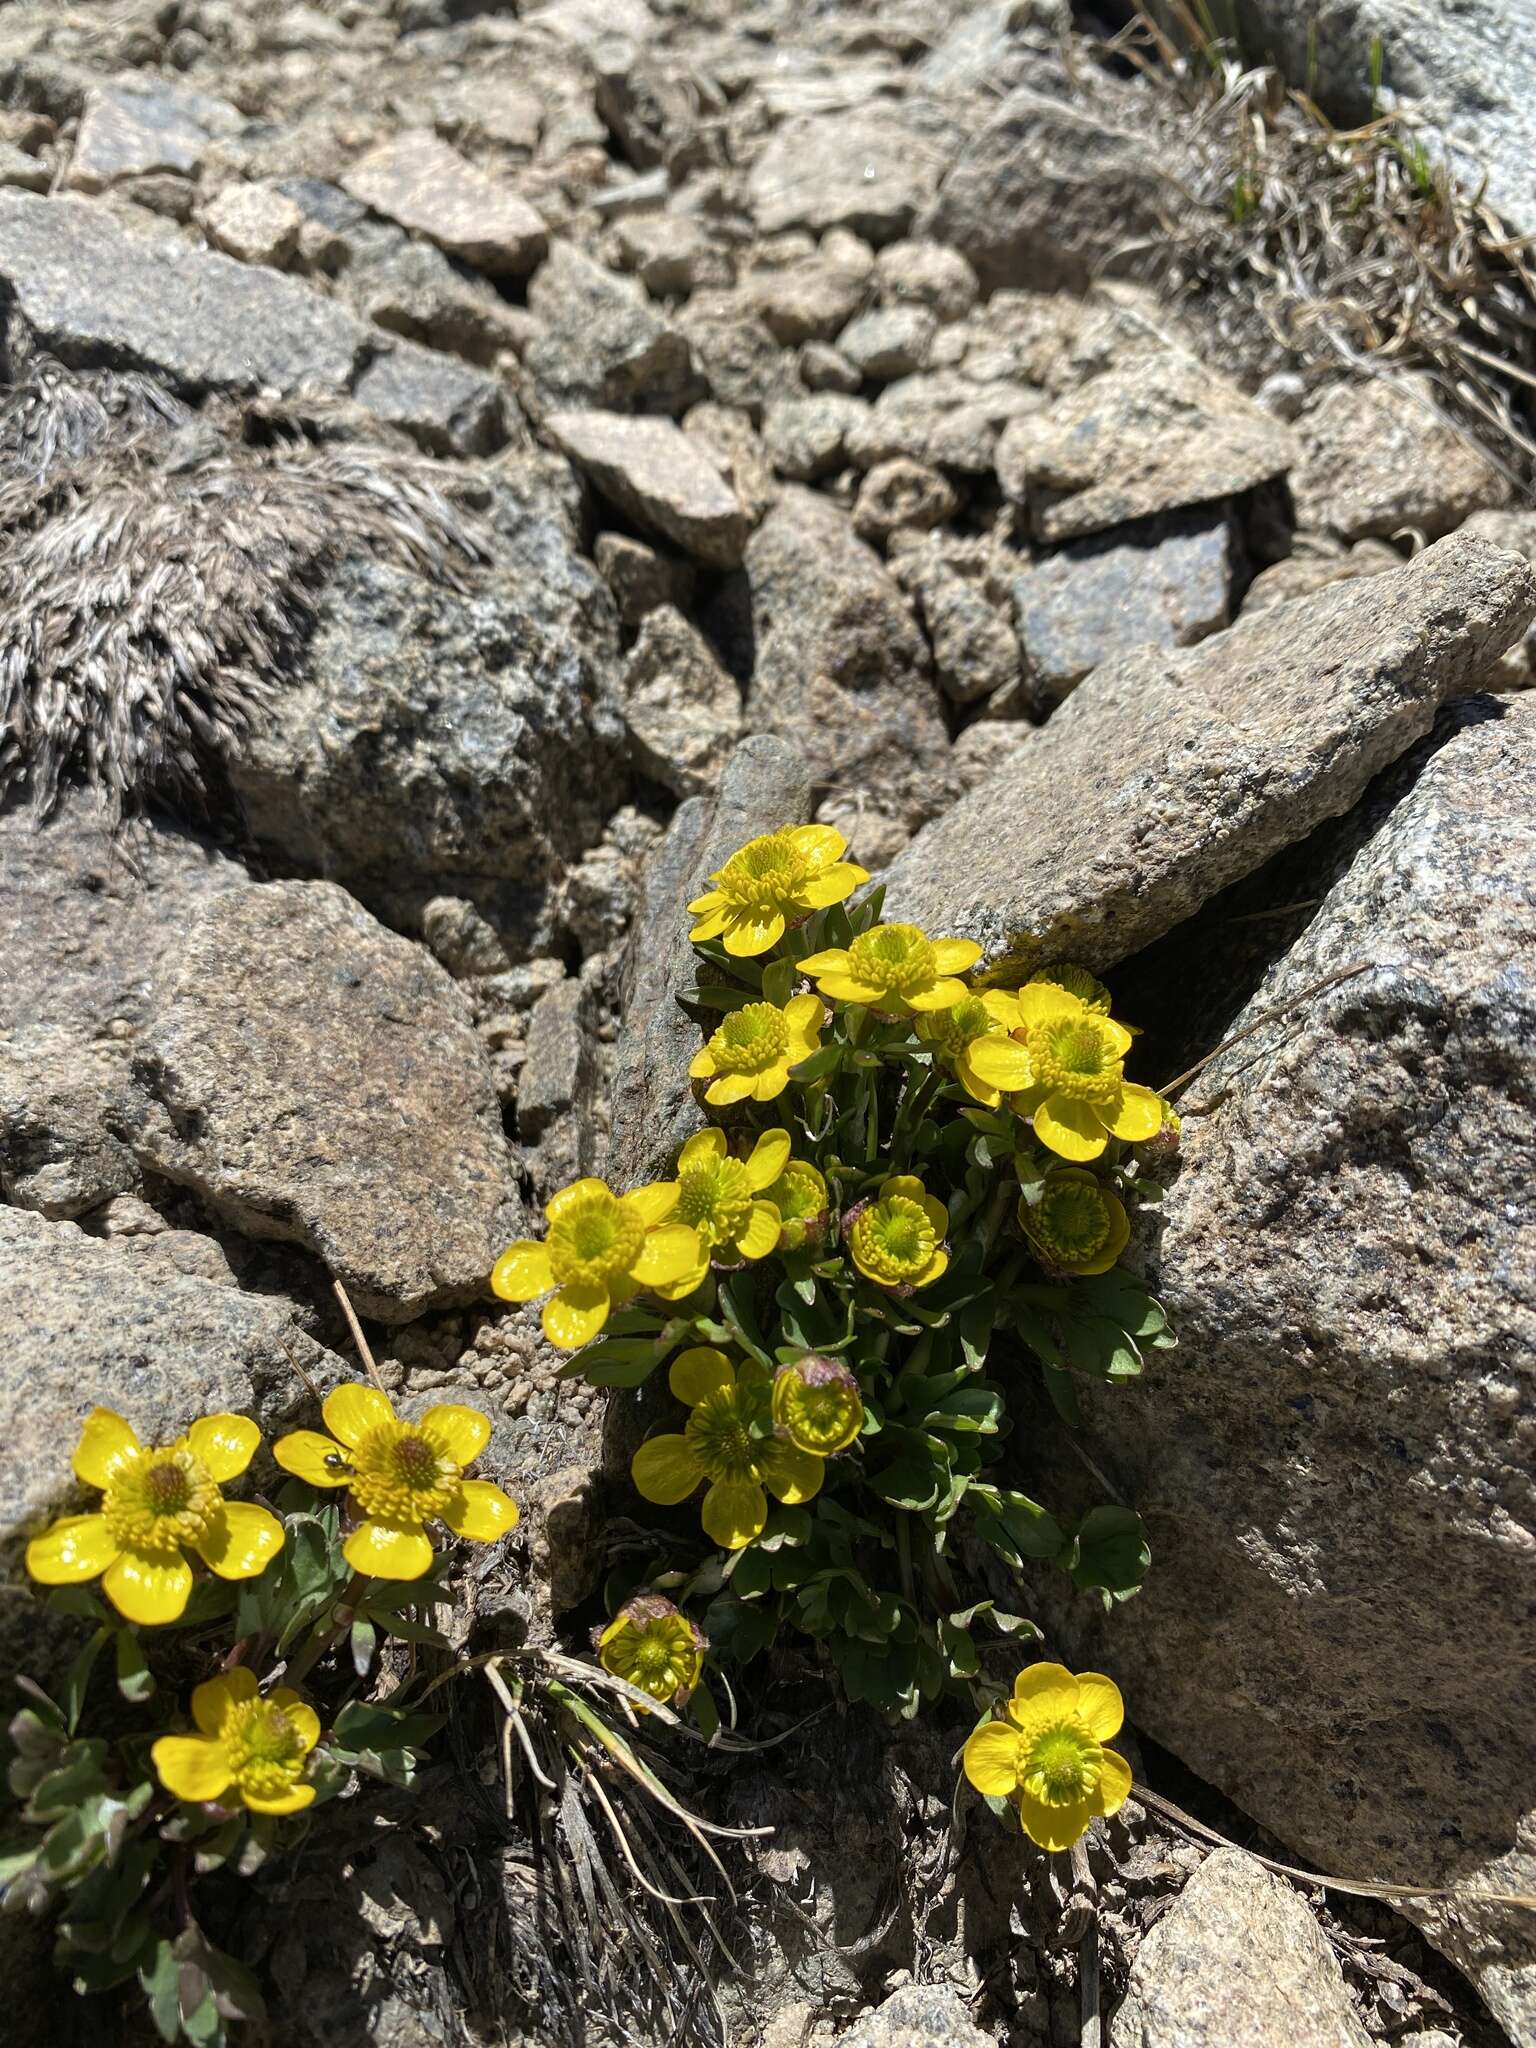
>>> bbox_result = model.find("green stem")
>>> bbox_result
[276,1573,367,1693]
[890,1061,942,1173]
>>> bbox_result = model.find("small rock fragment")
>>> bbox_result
[547,409,749,566]
[593,531,697,627]
[527,242,696,412]
[1290,374,1510,542]
[622,605,742,797]
[342,129,547,276]
[610,211,729,295]
[852,457,958,544]
[875,238,979,320]
[518,979,590,1143]
[1242,536,1400,613]
[67,79,237,194]
[762,393,868,482]
[748,107,948,243]
[839,304,938,380]
[799,340,863,393]
[199,181,304,267]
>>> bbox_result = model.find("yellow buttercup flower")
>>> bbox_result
[153,1667,320,1817]
[916,990,1032,1107]
[491,1176,704,1348]
[963,1662,1132,1852]
[672,1126,789,1273]
[274,1387,517,1581]
[1018,1169,1129,1276]
[772,1355,864,1456]
[595,1594,707,1707]
[968,982,1163,1162]
[846,1174,950,1290]
[764,1158,829,1251]
[631,1348,823,1549]
[688,824,868,957]
[689,994,823,1105]
[1027,964,1113,1014]
[25,1408,283,1627]
[800,922,981,1016]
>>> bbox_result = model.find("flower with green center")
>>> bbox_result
[595,1594,708,1708]
[800,922,982,1016]
[963,1662,1132,1852]
[772,1355,864,1456]
[846,1174,950,1290]
[916,990,1033,1106]
[1018,1169,1129,1277]
[632,1348,824,1549]
[968,982,1163,1162]
[275,1386,517,1581]
[688,994,823,1106]
[491,1175,704,1348]
[671,1127,790,1282]
[764,1159,830,1252]
[25,1408,283,1627]
[153,1667,321,1817]
[1027,964,1112,1014]
[688,824,869,957]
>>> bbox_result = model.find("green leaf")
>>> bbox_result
[114,1629,155,1705]
[28,1740,109,1820]
[787,1043,842,1084]
[1064,1506,1150,1606]
[761,956,796,1007]
[350,1617,378,1678]
[139,1939,182,2044]
[869,1443,942,1511]
[925,1386,1005,1434]
[561,1336,669,1388]
[330,1701,444,1754]
[1062,1312,1144,1382]
[678,983,757,1011]
[174,1927,269,2025]
[1039,1361,1082,1427]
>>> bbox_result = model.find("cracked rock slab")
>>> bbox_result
[342,129,546,277]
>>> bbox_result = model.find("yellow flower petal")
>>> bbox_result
[71,1408,140,1490]
[26,1514,118,1585]
[919,1193,951,1238]
[420,1404,491,1468]
[701,1476,768,1549]
[669,1347,733,1406]
[649,1255,711,1304]
[1014,983,1084,1029]
[196,1502,285,1581]
[542,1282,611,1350]
[956,1054,1002,1108]
[491,1241,555,1302]
[268,1691,322,1753]
[913,1248,949,1288]
[799,862,866,907]
[152,1735,234,1804]
[442,1479,519,1542]
[1104,1083,1165,1143]
[545,1177,613,1224]
[686,888,726,915]
[688,1046,717,1079]
[1094,1747,1133,1818]
[906,977,970,1013]
[185,1413,261,1483]
[1016,1789,1095,1853]
[815,974,884,1005]
[623,1181,680,1227]
[749,1063,791,1102]
[966,1036,1035,1091]
[243,1783,316,1816]
[963,1720,1023,1797]
[722,910,785,956]
[1033,1093,1108,1162]
[1102,1016,1135,1056]
[103,1548,194,1626]
[742,1129,791,1190]
[762,1442,824,1506]
[1074,1673,1125,1742]
[786,823,846,865]
[1069,1193,1130,1276]
[881,1174,925,1203]
[981,990,1022,1027]
[705,1072,757,1105]
[797,947,850,976]
[192,1668,257,1736]
[1011,1662,1080,1711]
[632,1434,703,1505]
[784,992,824,1038]
[632,1222,707,1288]
[930,938,983,975]
[343,1517,434,1580]
[324,1384,397,1449]
[736,1200,783,1259]
[273,1429,352,1488]
[678,1127,726,1173]
[688,906,730,942]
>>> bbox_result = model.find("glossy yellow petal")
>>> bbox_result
[420,1404,491,1469]
[242,1783,316,1816]
[542,1282,610,1350]
[815,975,884,1005]
[623,1181,680,1227]
[442,1479,519,1542]
[688,905,730,942]
[1105,1083,1165,1143]
[1014,982,1084,1029]
[1094,1747,1133,1818]
[912,1247,949,1288]
[906,977,970,1013]
[26,1514,118,1585]
[736,1201,783,1259]
[686,888,726,915]
[750,1063,791,1102]
[705,1071,758,1105]
[192,1668,257,1736]
[196,1502,285,1581]
[71,1408,141,1490]
[955,1053,1002,1108]
[669,1347,734,1407]
[797,947,850,976]
[343,1517,434,1580]
[545,1177,612,1224]
[762,1442,824,1506]
[1074,1673,1125,1742]
[649,1254,711,1303]
[786,823,846,865]
[722,910,785,957]
[632,1434,702,1505]
[632,1222,706,1288]
[185,1413,261,1482]
[1033,1093,1108,1163]
[273,1429,352,1488]
[963,1720,1023,1797]
[1101,1016,1135,1056]
[268,1691,322,1753]
[784,992,824,1038]
[1016,1789,1094,1854]
[688,1045,717,1079]
[799,861,866,907]
[919,1193,951,1238]
[981,990,1022,1027]
[742,1130,791,1190]
[1011,1662,1080,1711]
[152,1735,234,1804]
[966,1036,1035,1091]
[323,1384,397,1448]
[701,1477,768,1550]
[103,1547,194,1626]
[930,938,983,975]
[678,1127,726,1172]
[491,1241,555,1302]
[880,1174,926,1204]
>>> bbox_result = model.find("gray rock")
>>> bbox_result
[838,304,938,380]
[799,340,863,393]
[1110,1850,1370,2048]
[677,297,799,417]
[420,897,512,979]
[199,180,303,266]
[350,339,508,458]
[526,241,696,413]
[837,1983,995,2048]
[124,879,524,1324]
[875,239,979,321]
[339,232,528,367]
[0,142,51,194]
[1013,508,1235,701]
[547,409,748,567]
[1045,695,1536,2045]
[850,369,1042,474]
[623,605,741,798]
[740,486,954,827]
[747,107,950,244]
[748,249,870,345]
[1242,536,1401,613]
[683,402,777,524]
[997,353,1297,543]
[517,978,591,1144]
[593,529,696,626]
[762,393,868,481]
[882,532,1535,974]
[851,457,959,544]
[607,735,812,1190]
[1462,507,1536,688]
[66,79,237,193]
[894,540,1021,706]
[916,0,1064,93]
[610,211,729,296]
[342,129,546,277]
[1289,376,1510,542]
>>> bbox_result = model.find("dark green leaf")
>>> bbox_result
[114,1629,155,1705]
[1065,1506,1150,1606]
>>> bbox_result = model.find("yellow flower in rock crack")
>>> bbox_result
[491,1176,704,1348]
[772,1355,864,1456]
[969,982,1163,1163]
[1018,1169,1129,1277]
[800,923,981,1017]
[963,1662,1133,1853]
[631,1348,823,1549]
[153,1667,321,1817]
[25,1408,283,1627]
[275,1386,517,1581]
[1027,964,1113,1014]
[689,994,824,1106]
[764,1158,830,1251]
[672,1126,789,1278]
[846,1174,950,1291]
[916,990,1033,1107]
[595,1594,708,1707]
[688,825,869,958]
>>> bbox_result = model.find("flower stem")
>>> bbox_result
[275,1573,367,1693]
